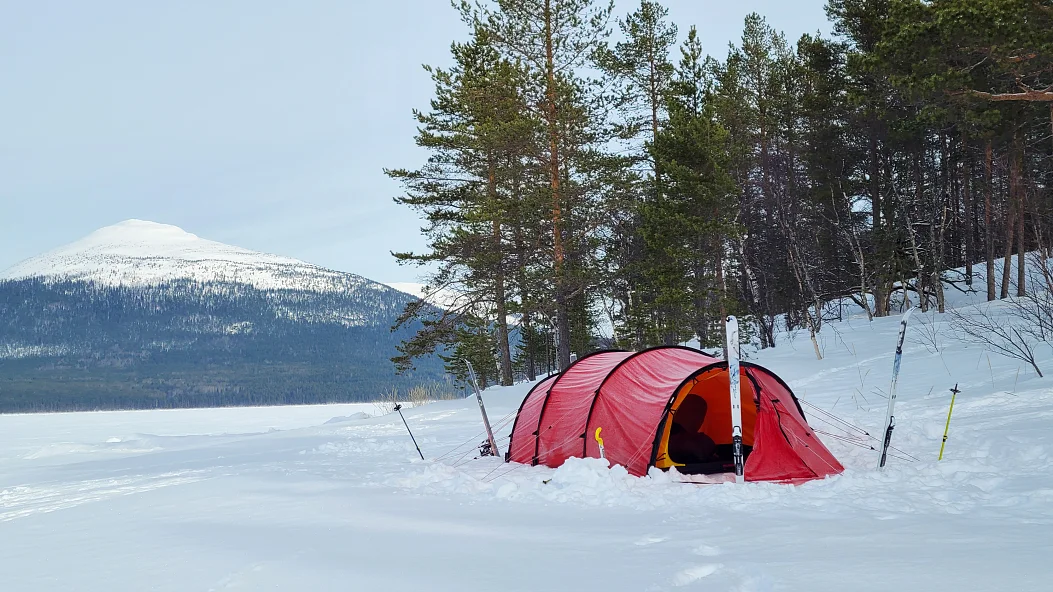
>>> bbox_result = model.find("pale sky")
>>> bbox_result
[0,1,829,284]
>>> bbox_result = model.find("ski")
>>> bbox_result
[465,360,500,458]
[878,307,915,468]
[726,315,745,483]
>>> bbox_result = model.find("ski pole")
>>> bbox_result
[938,384,959,461]
[394,403,424,460]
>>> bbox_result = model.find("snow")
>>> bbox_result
[384,281,497,314]
[0,219,387,293]
[3,300,1053,590]
[384,282,430,300]
[384,281,464,308]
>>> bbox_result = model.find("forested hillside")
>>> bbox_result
[0,278,445,412]
[388,0,1053,385]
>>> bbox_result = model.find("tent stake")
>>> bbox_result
[938,384,960,461]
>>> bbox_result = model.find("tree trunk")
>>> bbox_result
[523,314,537,382]
[716,239,728,360]
[511,181,536,382]
[934,194,949,314]
[855,240,873,321]
[906,214,927,313]
[487,157,514,387]
[869,134,887,317]
[784,225,823,360]
[1014,136,1026,297]
[541,1,571,370]
[913,148,928,312]
[962,137,975,286]
[869,133,881,232]
[649,47,662,188]
[1001,189,1015,300]
[493,222,514,386]
[940,133,956,269]
[985,141,996,301]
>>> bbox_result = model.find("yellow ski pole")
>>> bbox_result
[938,384,960,461]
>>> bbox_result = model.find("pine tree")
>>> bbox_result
[465,0,615,369]
[387,26,542,384]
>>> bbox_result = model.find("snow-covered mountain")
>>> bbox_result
[0,219,393,295]
[0,221,444,412]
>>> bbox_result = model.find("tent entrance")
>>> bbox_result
[654,367,758,475]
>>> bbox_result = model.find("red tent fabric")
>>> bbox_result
[535,351,635,468]
[507,373,559,465]
[506,346,843,483]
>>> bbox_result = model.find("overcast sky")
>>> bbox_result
[1,0,829,283]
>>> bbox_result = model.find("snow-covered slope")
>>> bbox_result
[383,281,473,310]
[0,219,390,294]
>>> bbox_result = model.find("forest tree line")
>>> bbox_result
[0,278,445,411]
[387,0,1053,387]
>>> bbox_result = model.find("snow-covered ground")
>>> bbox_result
[3,303,1052,590]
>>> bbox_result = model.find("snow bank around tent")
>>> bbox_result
[385,436,1051,518]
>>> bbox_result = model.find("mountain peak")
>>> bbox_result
[88,219,202,242]
[0,220,376,293]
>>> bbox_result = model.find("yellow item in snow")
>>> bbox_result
[939,384,960,461]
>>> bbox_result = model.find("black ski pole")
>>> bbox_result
[394,403,424,460]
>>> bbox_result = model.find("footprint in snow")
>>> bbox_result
[634,535,668,546]
[672,564,722,586]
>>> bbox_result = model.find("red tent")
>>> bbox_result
[507,346,843,483]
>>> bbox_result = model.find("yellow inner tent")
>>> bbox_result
[654,367,758,469]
